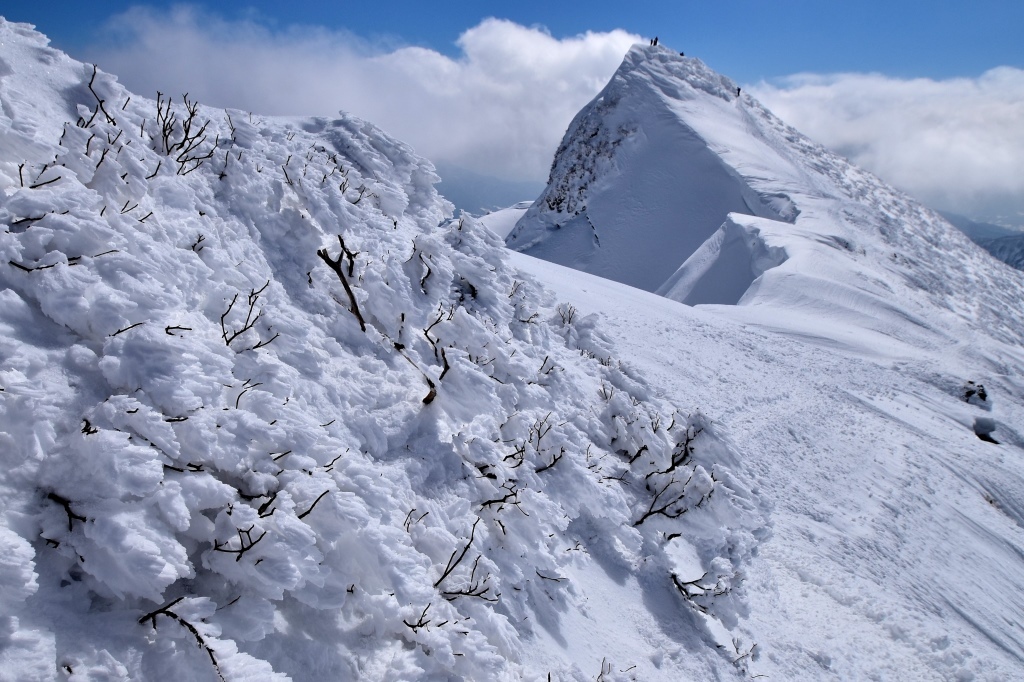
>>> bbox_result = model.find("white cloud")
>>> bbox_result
[750,69,1024,223]
[82,9,1023,223]
[85,8,639,181]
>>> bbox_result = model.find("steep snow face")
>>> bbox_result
[476,201,532,239]
[511,45,1024,356]
[0,22,767,681]
[656,215,787,306]
[506,47,786,293]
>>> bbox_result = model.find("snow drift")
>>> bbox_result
[0,21,769,681]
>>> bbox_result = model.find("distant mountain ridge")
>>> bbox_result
[939,210,1024,271]
[978,232,1024,270]
[938,210,1021,241]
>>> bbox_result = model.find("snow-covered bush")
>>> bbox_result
[0,21,766,680]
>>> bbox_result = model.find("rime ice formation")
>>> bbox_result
[4,22,1024,682]
[0,21,768,681]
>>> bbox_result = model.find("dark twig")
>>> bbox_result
[29,175,62,189]
[403,603,432,632]
[87,65,116,125]
[47,492,87,532]
[220,282,272,348]
[139,597,225,682]
[297,490,331,520]
[317,236,366,332]
[434,518,480,588]
[111,321,145,336]
[212,524,267,562]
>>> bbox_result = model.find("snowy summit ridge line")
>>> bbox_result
[507,44,790,294]
[0,20,766,681]
[510,43,1024,360]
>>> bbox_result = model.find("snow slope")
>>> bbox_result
[0,20,776,681]
[508,42,1024,680]
[477,201,533,240]
[509,45,1024,358]
[510,251,1024,681]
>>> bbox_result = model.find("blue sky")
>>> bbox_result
[5,3,1023,222]
[11,1,1023,83]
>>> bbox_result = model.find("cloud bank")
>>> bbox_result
[86,8,639,182]
[84,9,1023,222]
[751,70,1024,223]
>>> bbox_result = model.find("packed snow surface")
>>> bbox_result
[0,21,770,681]
[509,43,1024,680]
[511,251,1024,680]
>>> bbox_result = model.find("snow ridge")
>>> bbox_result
[509,41,1024,680]
[512,43,1024,354]
[506,46,788,293]
[0,21,766,681]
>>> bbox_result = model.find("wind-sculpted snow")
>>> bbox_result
[0,21,766,681]
[655,216,788,306]
[511,44,1024,355]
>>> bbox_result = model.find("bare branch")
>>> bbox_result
[317,236,366,332]
[139,598,225,682]
[212,524,267,562]
[434,518,480,588]
[87,65,116,126]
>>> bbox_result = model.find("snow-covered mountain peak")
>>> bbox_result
[621,44,741,102]
[510,42,1024,356]
[505,44,808,292]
